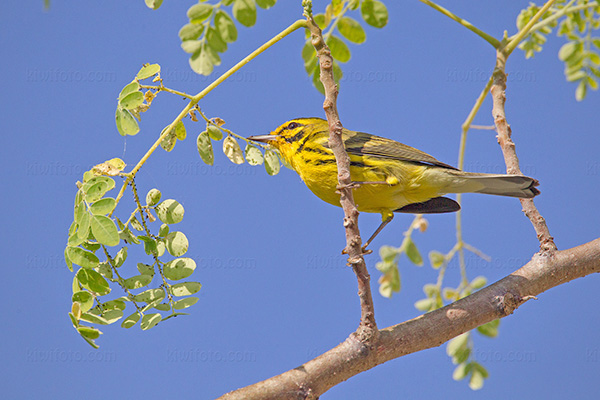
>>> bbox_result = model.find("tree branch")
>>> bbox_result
[217,238,600,400]
[491,46,557,253]
[303,6,378,338]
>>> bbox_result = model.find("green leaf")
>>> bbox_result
[179,23,205,41]
[102,299,126,311]
[160,125,177,152]
[207,26,228,53]
[264,150,280,175]
[139,235,158,255]
[76,268,111,295]
[469,367,486,390]
[67,247,99,269]
[187,3,213,23]
[65,247,73,272]
[181,40,203,54]
[414,298,433,311]
[477,319,500,338]
[428,250,445,269]
[90,215,120,246]
[119,81,140,100]
[379,245,398,263]
[171,281,202,296]
[154,303,171,311]
[233,0,257,27]
[302,40,317,74]
[77,326,102,340]
[137,262,155,276]
[146,188,161,206]
[130,216,144,231]
[121,312,140,328]
[326,35,351,63]
[76,212,90,240]
[82,176,115,202]
[158,224,169,237]
[166,231,189,257]
[207,125,223,140]
[119,91,144,110]
[136,63,160,80]
[115,108,140,136]
[453,362,469,381]
[337,16,366,44]
[404,238,423,266]
[223,136,245,164]
[255,0,275,9]
[215,10,238,43]
[123,274,153,290]
[164,258,197,281]
[72,291,94,313]
[174,120,187,140]
[197,131,215,165]
[576,79,587,101]
[189,44,215,75]
[140,313,162,330]
[155,199,185,224]
[446,333,469,357]
[134,288,165,303]
[144,0,163,10]
[558,41,578,61]
[361,0,388,28]
[173,297,199,310]
[470,276,487,290]
[89,198,116,215]
[80,311,109,325]
[102,309,123,324]
[245,144,264,165]
[97,261,112,280]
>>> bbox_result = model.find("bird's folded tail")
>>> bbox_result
[446,172,540,198]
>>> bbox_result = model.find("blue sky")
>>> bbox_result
[2,1,599,399]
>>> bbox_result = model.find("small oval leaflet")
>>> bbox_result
[116,108,140,136]
[264,150,280,175]
[223,136,245,164]
[179,23,205,41]
[91,215,120,246]
[337,16,366,44]
[140,313,162,330]
[121,312,140,329]
[166,231,189,257]
[326,35,351,63]
[232,0,257,27]
[119,91,144,110]
[173,297,199,310]
[124,274,153,290]
[90,198,116,215]
[76,268,110,295]
[136,63,161,80]
[155,199,185,224]
[67,247,99,269]
[197,131,214,165]
[245,144,264,166]
[164,257,197,281]
[171,281,202,297]
[214,10,237,43]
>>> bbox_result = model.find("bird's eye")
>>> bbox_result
[287,122,300,130]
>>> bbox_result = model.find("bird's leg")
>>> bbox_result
[361,214,394,254]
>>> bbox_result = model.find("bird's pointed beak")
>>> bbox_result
[247,134,278,143]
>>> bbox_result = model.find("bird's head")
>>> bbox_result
[247,118,327,166]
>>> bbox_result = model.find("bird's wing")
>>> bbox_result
[340,129,458,170]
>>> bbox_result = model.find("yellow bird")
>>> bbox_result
[248,118,539,249]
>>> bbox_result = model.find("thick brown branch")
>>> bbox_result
[217,238,600,400]
[491,48,557,253]
[304,14,377,337]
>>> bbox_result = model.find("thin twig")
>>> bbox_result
[419,0,500,48]
[491,46,557,252]
[304,6,377,340]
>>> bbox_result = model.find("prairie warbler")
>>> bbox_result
[248,118,539,249]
